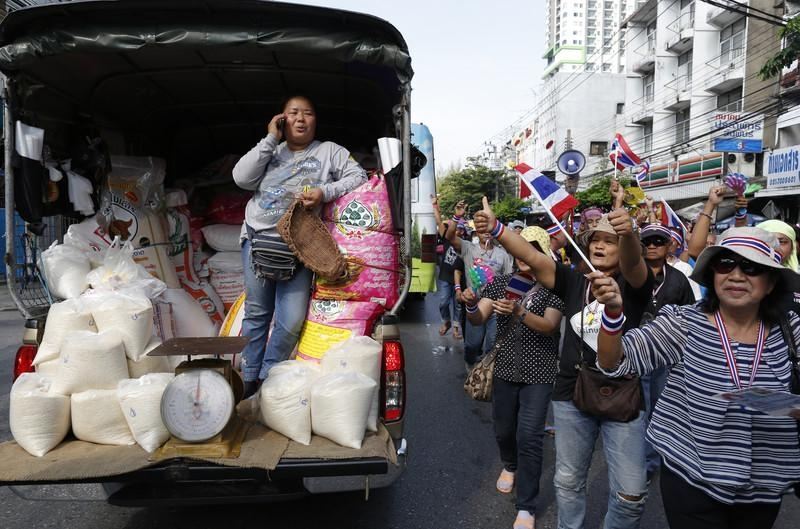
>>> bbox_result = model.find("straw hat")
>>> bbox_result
[577,214,618,247]
[690,226,800,290]
[520,226,550,254]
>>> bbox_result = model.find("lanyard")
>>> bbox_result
[714,311,766,390]
[652,266,667,300]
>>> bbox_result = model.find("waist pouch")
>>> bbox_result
[246,224,300,282]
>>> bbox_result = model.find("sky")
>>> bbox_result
[292,0,547,172]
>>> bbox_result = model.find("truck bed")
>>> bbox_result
[0,423,398,485]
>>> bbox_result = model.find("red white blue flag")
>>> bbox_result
[505,272,536,300]
[635,161,650,184]
[515,163,578,221]
[609,133,641,170]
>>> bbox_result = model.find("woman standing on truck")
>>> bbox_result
[233,95,367,397]
[462,226,564,529]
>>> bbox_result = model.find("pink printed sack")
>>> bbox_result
[314,176,399,308]
[295,300,384,363]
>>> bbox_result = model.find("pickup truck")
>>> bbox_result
[0,0,413,506]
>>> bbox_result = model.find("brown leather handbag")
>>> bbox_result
[572,295,643,422]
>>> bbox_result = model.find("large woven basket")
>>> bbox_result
[277,200,346,281]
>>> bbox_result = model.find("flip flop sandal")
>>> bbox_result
[439,321,451,336]
[513,511,534,529]
[453,326,463,340]
[496,469,515,494]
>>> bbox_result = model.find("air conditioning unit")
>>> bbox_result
[726,152,757,177]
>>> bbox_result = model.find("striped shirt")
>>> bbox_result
[602,303,800,504]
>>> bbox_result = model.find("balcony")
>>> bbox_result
[662,75,692,111]
[706,1,746,27]
[704,49,745,93]
[628,95,655,124]
[631,41,656,73]
[780,59,800,93]
[665,11,695,53]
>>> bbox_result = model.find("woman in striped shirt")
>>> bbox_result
[589,226,800,529]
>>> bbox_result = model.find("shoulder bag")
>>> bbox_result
[572,283,643,422]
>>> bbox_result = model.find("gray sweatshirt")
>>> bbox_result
[233,134,368,238]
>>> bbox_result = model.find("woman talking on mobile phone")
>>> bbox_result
[232,95,367,397]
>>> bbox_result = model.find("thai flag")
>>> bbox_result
[608,133,641,170]
[661,199,688,250]
[515,163,578,221]
[505,272,536,300]
[635,161,650,184]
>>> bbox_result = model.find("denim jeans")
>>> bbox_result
[641,366,667,480]
[552,400,648,529]
[493,377,553,514]
[437,279,461,326]
[464,313,497,364]
[240,239,313,382]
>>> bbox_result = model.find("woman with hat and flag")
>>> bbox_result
[461,226,564,529]
[589,226,800,529]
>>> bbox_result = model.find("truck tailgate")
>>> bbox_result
[0,423,398,485]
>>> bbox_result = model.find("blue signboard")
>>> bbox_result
[711,138,763,153]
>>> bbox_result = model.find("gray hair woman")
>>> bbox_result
[588,227,800,529]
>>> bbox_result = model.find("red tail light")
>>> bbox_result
[14,344,37,381]
[381,339,405,422]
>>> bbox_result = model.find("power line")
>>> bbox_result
[701,0,786,26]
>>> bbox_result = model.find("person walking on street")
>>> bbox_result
[432,194,465,338]
[446,200,513,368]
[462,226,564,529]
[590,226,800,529]
[473,188,653,529]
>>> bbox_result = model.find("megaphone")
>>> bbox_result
[556,149,586,177]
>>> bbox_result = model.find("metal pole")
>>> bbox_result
[391,85,412,316]
[3,78,23,317]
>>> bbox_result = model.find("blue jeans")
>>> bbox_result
[437,279,461,326]
[552,400,648,529]
[641,367,667,480]
[493,377,553,514]
[464,313,497,365]
[240,239,313,382]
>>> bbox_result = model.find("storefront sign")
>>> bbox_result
[764,145,800,188]
[710,112,764,153]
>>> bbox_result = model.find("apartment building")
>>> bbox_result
[622,0,781,208]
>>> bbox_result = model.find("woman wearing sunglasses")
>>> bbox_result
[588,226,800,529]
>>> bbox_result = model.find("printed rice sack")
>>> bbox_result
[165,190,201,284]
[10,373,71,457]
[296,300,383,363]
[51,330,130,395]
[208,252,244,311]
[311,372,377,449]
[314,176,399,308]
[71,389,136,445]
[34,298,97,366]
[117,373,174,453]
[152,300,176,342]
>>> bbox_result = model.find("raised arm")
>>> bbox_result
[232,127,281,190]
[608,207,649,288]
[432,194,447,237]
[588,271,625,370]
[688,185,724,259]
[473,197,556,289]
[445,200,467,254]
[733,195,749,228]
[645,195,658,224]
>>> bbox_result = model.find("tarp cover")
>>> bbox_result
[0,423,396,484]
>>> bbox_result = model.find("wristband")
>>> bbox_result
[465,303,479,314]
[735,207,747,218]
[699,212,714,221]
[490,219,505,239]
[600,307,625,335]
[452,215,465,223]
[454,284,462,291]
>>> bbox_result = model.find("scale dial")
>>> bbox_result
[161,369,234,442]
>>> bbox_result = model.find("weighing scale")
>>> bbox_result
[148,336,250,459]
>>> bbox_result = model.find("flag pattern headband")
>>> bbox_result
[720,236,782,264]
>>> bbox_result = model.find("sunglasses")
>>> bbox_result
[710,254,769,276]
[642,237,668,247]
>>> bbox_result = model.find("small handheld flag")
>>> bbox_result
[505,272,536,300]
[635,161,650,184]
[609,133,641,170]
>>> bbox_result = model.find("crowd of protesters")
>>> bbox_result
[432,182,800,529]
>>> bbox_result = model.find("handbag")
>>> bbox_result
[572,283,643,422]
[777,314,800,498]
[463,291,533,401]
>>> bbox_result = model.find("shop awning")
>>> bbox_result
[755,186,800,198]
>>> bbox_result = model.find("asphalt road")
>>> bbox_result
[0,293,797,528]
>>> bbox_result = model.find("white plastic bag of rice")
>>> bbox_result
[71,389,135,445]
[321,336,381,432]
[117,373,174,453]
[40,241,90,299]
[158,288,216,338]
[268,359,321,380]
[90,290,154,361]
[9,373,70,457]
[126,337,171,378]
[50,330,130,395]
[34,298,97,366]
[259,369,315,445]
[311,373,377,449]
[201,224,242,252]
[35,359,60,379]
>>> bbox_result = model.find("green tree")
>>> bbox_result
[760,17,799,80]
[436,165,509,217]
[574,175,631,211]
[410,221,421,258]
[492,196,527,223]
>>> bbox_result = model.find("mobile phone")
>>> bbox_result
[277,118,285,133]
